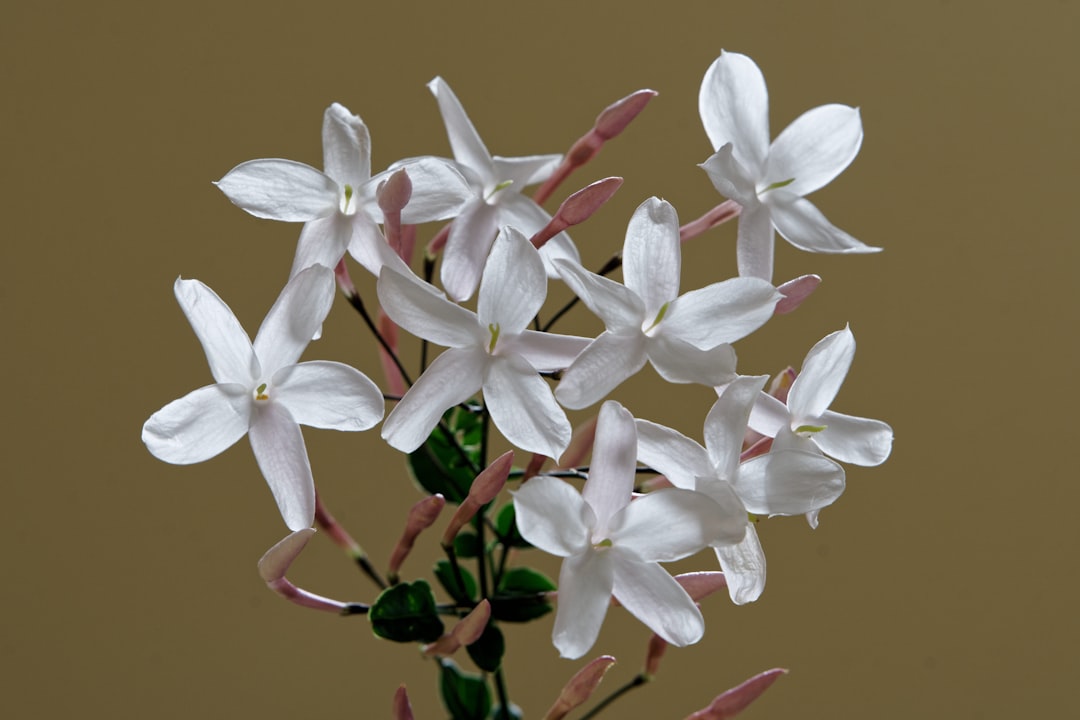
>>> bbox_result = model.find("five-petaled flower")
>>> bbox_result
[378,226,589,460]
[698,50,879,281]
[555,197,781,409]
[142,265,384,530]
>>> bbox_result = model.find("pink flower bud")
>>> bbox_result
[377,168,413,216]
[673,572,729,602]
[442,451,513,545]
[594,89,657,140]
[334,258,358,299]
[768,367,797,403]
[392,685,414,720]
[531,178,623,250]
[257,529,349,613]
[542,655,617,720]
[683,668,788,720]
[389,494,446,578]
[522,452,548,482]
[644,634,667,678]
[423,600,491,657]
[559,414,598,470]
[379,310,406,397]
[774,275,821,315]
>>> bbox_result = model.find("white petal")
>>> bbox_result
[764,104,862,197]
[511,476,593,557]
[272,361,384,431]
[248,402,315,531]
[498,193,582,277]
[346,211,412,278]
[173,277,258,385]
[322,103,370,188]
[746,391,790,438]
[253,265,335,373]
[377,267,484,348]
[478,227,546,333]
[142,384,251,464]
[647,335,737,386]
[491,153,562,187]
[613,488,742,561]
[441,200,499,302]
[622,198,681,316]
[714,522,766,604]
[789,326,855,421]
[663,277,779,348]
[553,259,644,332]
[734,450,845,516]
[634,420,712,491]
[610,550,704,647]
[553,550,614,659]
[506,330,590,372]
[814,410,893,466]
[769,193,880,254]
[699,144,760,207]
[377,157,473,224]
[704,376,769,480]
[555,332,647,410]
[699,51,770,171]
[381,347,487,453]
[484,354,570,460]
[427,77,493,176]
[582,401,636,535]
[735,203,776,280]
[215,159,338,221]
[288,214,353,280]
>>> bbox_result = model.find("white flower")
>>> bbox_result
[554,197,780,410]
[428,77,581,301]
[512,401,734,659]
[747,326,894,467]
[636,376,846,604]
[378,227,588,460]
[698,50,880,280]
[216,103,470,279]
[142,265,384,530]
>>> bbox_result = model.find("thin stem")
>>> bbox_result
[440,541,470,603]
[345,291,414,387]
[494,668,512,720]
[578,673,648,720]
[475,408,491,601]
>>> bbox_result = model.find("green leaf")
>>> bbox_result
[434,559,477,604]
[492,567,557,623]
[454,531,482,558]
[439,659,492,720]
[406,405,483,504]
[466,621,505,673]
[493,504,531,548]
[370,580,444,643]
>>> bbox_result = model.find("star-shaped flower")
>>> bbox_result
[142,265,384,530]
[698,50,880,280]
[512,401,736,659]
[747,326,893,467]
[636,375,846,604]
[428,77,581,301]
[378,226,589,460]
[216,103,470,280]
[554,197,780,410]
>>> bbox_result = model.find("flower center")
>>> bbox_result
[254,383,270,402]
[643,302,670,334]
[485,179,514,203]
[340,184,356,215]
[487,323,501,353]
[759,177,795,196]
[794,423,827,436]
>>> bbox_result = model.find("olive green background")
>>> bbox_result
[3,1,1076,717]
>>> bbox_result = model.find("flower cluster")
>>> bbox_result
[143,50,892,719]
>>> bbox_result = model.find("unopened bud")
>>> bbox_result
[257,529,349,613]
[530,178,623,250]
[595,89,657,140]
[644,634,668,678]
[543,655,617,720]
[334,258,358,299]
[683,668,788,720]
[522,452,548,482]
[559,415,598,469]
[443,451,513,545]
[389,494,446,579]
[377,168,413,216]
[768,367,797,403]
[674,572,729,602]
[423,600,491,657]
[392,685,414,720]
[774,275,820,315]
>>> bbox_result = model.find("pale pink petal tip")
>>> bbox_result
[334,258,358,298]
[644,634,668,677]
[442,452,513,544]
[531,177,623,250]
[595,89,658,139]
[258,528,316,582]
[389,494,447,577]
[684,668,788,720]
[543,655,618,720]
[392,685,414,720]
[377,168,413,215]
[674,571,729,602]
[774,274,821,314]
[423,600,491,657]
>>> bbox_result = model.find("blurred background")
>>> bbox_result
[3,1,1077,717]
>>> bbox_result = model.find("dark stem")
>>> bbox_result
[579,673,648,720]
[494,668,512,720]
[345,291,414,387]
